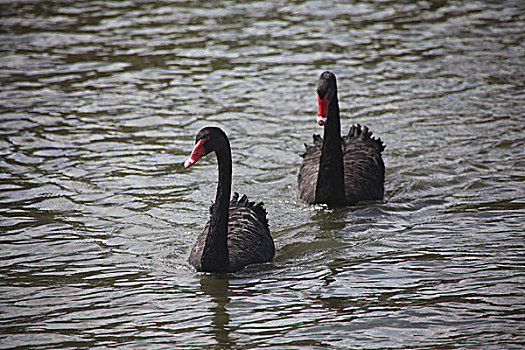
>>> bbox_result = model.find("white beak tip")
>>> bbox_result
[184,158,194,168]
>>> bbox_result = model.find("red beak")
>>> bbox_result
[184,138,205,168]
[317,92,329,126]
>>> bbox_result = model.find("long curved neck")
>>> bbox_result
[316,93,346,205]
[200,141,232,272]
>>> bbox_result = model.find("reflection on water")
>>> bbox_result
[1,0,524,348]
[200,278,232,348]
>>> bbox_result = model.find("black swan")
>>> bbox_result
[298,71,385,206]
[184,127,275,273]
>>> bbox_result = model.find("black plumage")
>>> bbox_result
[185,127,274,273]
[298,71,386,206]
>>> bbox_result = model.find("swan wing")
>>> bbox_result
[297,134,323,204]
[342,124,385,204]
[227,193,275,271]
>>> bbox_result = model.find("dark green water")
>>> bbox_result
[1,0,524,349]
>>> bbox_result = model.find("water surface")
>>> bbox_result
[1,0,524,349]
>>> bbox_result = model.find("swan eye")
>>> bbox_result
[198,135,211,145]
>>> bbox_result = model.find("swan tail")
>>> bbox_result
[230,192,269,227]
[344,124,385,153]
[301,134,323,158]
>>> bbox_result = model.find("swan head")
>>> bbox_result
[316,71,337,126]
[184,127,228,168]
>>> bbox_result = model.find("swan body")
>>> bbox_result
[185,127,274,273]
[189,192,274,273]
[298,71,385,206]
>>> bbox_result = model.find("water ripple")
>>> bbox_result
[1,0,524,349]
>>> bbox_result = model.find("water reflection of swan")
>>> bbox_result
[200,277,232,348]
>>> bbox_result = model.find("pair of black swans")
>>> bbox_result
[184,72,385,273]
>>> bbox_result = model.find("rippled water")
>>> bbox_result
[1,0,524,348]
